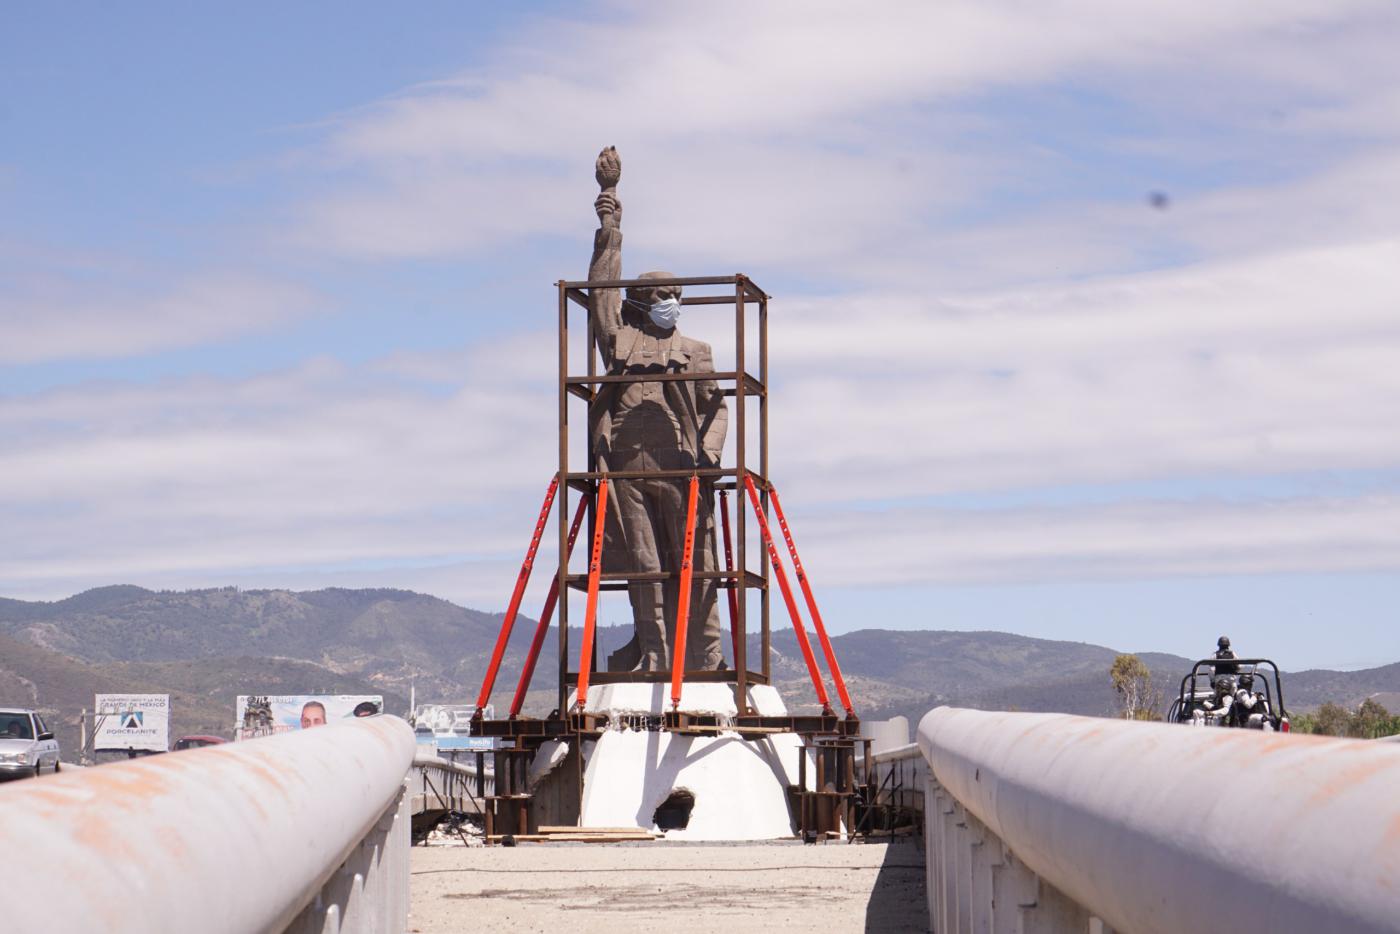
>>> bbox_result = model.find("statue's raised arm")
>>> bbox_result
[589,146,624,357]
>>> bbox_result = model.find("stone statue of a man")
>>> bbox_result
[587,146,728,673]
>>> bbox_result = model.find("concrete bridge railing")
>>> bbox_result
[0,715,417,934]
[917,707,1400,934]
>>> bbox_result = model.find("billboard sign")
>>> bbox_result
[94,694,170,752]
[436,735,499,751]
[234,694,383,741]
[412,703,495,751]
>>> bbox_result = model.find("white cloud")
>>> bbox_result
[3,233,1397,600]
[767,237,1400,504]
[0,272,319,365]
[5,1,1400,608]
[793,493,1400,588]
[285,0,1400,285]
[0,347,558,597]
[327,1,1386,161]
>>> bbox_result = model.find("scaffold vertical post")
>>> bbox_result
[556,281,570,715]
[719,490,740,665]
[759,291,771,682]
[734,276,749,712]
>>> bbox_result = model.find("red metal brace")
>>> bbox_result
[718,489,741,665]
[770,487,855,718]
[474,475,559,715]
[508,494,589,718]
[669,476,701,709]
[575,478,609,711]
[743,475,832,715]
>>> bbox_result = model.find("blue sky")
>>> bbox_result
[3,2,1400,669]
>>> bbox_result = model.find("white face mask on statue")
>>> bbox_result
[647,297,681,329]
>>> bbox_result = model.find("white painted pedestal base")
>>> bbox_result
[579,729,805,840]
[561,682,807,840]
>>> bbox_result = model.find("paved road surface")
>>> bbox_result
[409,839,929,933]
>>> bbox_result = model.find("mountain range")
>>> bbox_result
[3,585,1397,755]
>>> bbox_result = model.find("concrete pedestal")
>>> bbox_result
[579,729,805,840]
[553,683,806,840]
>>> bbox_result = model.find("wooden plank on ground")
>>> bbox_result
[541,833,657,842]
[486,833,657,843]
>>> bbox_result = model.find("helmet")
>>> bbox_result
[1239,672,1255,691]
[1213,675,1237,694]
[1217,636,1231,650]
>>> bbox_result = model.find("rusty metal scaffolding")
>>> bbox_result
[464,274,869,842]
[553,272,774,715]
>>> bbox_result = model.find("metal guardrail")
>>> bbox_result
[918,707,1400,934]
[867,741,926,833]
[410,751,492,817]
[0,715,417,934]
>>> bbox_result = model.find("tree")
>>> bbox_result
[1353,698,1396,739]
[1311,702,1354,737]
[1110,654,1161,721]
[1294,699,1400,738]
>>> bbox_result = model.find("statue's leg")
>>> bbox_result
[687,491,725,671]
[641,460,696,673]
[611,455,671,672]
[602,472,643,672]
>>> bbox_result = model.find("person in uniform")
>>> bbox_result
[586,147,728,673]
[1213,635,1239,677]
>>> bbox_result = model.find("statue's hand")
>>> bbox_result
[595,145,621,189]
[595,192,621,225]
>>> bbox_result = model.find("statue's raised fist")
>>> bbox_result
[595,146,621,189]
[594,192,621,223]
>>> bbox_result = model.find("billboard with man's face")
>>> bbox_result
[234,694,383,741]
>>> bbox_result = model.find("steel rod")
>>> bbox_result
[564,669,769,685]
[474,475,559,713]
[669,476,701,709]
[743,475,831,714]
[566,467,739,481]
[770,486,855,717]
[718,489,741,666]
[565,371,765,392]
[574,478,609,710]
[560,275,747,290]
[508,495,589,718]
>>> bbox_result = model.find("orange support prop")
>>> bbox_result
[508,495,589,718]
[474,475,558,714]
[743,475,832,715]
[770,487,855,717]
[575,478,609,711]
[669,476,701,709]
[718,489,741,665]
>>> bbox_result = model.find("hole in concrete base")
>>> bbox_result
[653,789,695,831]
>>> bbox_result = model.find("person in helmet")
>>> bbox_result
[1200,673,1237,725]
[1232,671,1273,729]
[1214,635,1239,677]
